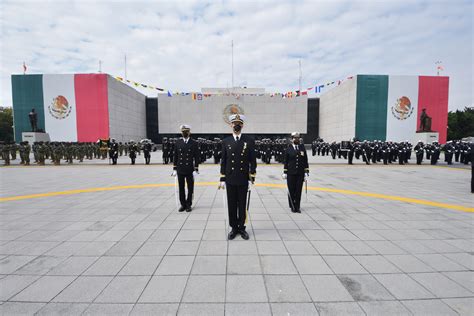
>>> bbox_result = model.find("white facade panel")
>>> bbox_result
[157,94,307,134]
[107,76,147,142]
[319,79,357,142]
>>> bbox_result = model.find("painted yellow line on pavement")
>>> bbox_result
[0,182,472,213]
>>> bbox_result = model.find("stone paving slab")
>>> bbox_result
[0,157,473,315]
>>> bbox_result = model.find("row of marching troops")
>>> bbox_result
[311,139,473,165]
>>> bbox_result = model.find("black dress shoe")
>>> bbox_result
[186,206,192,212]
[239,229,249,240]
[178,206,186,212]
[295,208,301,213]
[228,230,238,240]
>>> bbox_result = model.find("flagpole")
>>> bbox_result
[231,40,234,91]
[298,60,302,91]
[124,54,127,80]
[435,60,442,76]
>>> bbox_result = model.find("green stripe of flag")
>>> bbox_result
[11,74,45,142]
[355,75,388,141]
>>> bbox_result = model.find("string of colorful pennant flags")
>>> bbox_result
[113,75,354,100]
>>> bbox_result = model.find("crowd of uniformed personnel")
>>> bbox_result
[162,137,224,165]
[311,139,473,166]
[1,137,472,167]
[0,140,156,166]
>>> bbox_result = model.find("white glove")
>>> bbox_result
[282,173,287,180]
[171,170,177,177]
[218,181,225,190]
[248,180,252,186]
[193,171,198,178]
[304,173,309,181]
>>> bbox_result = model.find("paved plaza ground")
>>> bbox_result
[0,152,473,315]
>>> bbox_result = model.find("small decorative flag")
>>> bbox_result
[116,76,123,81]
[167,91,172,97]
[23,62,27,74]
[197,93,202,100]
[192,93,197,100]
[302,91,307,96]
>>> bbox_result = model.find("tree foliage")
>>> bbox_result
[447,107,474,141]
[0,107,14,143]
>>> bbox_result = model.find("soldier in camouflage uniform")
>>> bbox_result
[44,142,51,160]
[36,142,46,165]
[19,142,30,165]
[19,142,25,164]
[77,143,85,162]
[52,142,63,165]
[10,143,17,160]
[23,141,31,165]
[1,142,10,166]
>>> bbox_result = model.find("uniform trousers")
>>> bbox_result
[226,183,248,230]
[178,173,194,207]
[287,174,304,210]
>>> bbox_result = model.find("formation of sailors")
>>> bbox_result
[162,137,223,165]
[311,139,473,165]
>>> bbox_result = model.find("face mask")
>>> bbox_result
[233,124,242,133]
[182,131,189,138]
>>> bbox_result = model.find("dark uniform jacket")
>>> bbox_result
[173,138,200,175]
[284,144,309,175]
[220,135,257,185]
[109,142,119,158]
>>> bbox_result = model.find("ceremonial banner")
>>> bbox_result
[354,75,448,142]
[12,74,111,142]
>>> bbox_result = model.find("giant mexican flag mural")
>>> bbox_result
[355,75,449,143]
[12,74,109,142]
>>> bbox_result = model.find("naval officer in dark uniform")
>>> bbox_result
[218,114,256,240]
[172,124,200,212]
[282,132,309,213]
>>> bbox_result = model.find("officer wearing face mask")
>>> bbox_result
[282,132,309,213]
[218,114,257,240]
[172,124,200,212]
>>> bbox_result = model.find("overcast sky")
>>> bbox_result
[1,0,472,111]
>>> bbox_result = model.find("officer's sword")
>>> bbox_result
[305,179,308,202]
[284,178,296,211]
[245,184,251,224]
[218,183,227,209]
[173,175,179,208]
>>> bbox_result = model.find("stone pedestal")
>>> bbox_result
[414,131,439,144]
[22,132,51,143]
